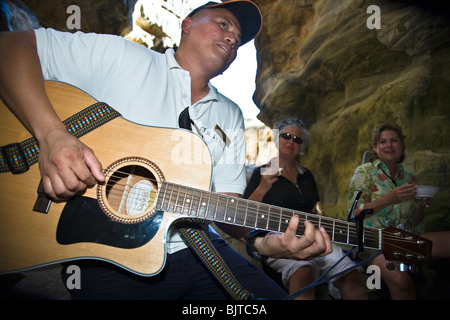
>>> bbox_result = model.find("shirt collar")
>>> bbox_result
[165,48,181,70]
[373,159,404,178]
[165,49,224,120]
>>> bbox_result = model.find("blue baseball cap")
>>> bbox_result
[188,0,263,46]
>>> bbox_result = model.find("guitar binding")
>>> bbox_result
[97,156,164,224]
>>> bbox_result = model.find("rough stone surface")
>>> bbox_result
[252,0,450,229]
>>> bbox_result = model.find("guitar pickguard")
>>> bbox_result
[57,196,163,248]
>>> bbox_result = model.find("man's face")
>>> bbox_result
[187,8,242,75]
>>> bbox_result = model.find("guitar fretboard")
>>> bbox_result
[155,181,382,251]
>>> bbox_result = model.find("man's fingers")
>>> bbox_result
[82,148,105,184]
[319,226,333,255]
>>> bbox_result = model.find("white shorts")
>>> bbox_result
[265,244,359,297]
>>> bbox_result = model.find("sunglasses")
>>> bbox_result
[279,132,303,144]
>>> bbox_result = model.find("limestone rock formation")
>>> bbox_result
[252,0,450,230]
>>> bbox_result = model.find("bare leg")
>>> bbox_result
[334,269,368,300]
[373,254,415,299]
[288,266,315,300]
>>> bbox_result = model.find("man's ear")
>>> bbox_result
[181,17,193,34]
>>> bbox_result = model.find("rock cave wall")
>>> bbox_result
[252,0,450,229]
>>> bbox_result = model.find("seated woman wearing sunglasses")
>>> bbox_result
[244,117,367,300]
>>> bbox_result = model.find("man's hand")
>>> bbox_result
[38,129,104,201]
[255,216,332,260]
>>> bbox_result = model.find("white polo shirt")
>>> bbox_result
[34,28,247,253]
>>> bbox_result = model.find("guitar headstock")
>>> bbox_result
[382,226,432,265]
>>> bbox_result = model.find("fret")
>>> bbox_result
[174,184,181,214]
[216,195,228,222]
[332,219,335,243]
[159,183,168,210]
[242,200,254,227]
[279,208,291,233]
[179,185,186,214]
[155,181,165,211]
[310,215,322,230]
[332,220,349,245]
[167,182,175,213]
[364,227,382,250]
[186,187,194,216]
[182,186,193,216]
[347,224,350,244]
[198,190,206,219]
[204,192,212,219]
[223,197,237,223]
[212,193,220,220]
[233,198,246,226]
[348,224,358,246]
[265,205,271,230]
[223,196,229,222]
[189,188,199,217]
[242,201,248,227]
[267,205,281,232]
[206,193,219,220]
[255,203,268,229]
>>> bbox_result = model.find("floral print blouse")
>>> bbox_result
[347,159,418,230]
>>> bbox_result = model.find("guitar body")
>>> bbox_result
[0,81,212,276]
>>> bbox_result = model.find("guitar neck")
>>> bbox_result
[156,181,382,251]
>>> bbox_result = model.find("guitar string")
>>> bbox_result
[103,174,381,244]
[104,180,379,248]
[162,183,422,250]
[159,182,384,247]
[102,172,419,249]
[103,174,424,258]
[382,241,427,257]
[101,175,426,259]
[102,170,370,240]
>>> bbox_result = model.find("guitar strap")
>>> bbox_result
[0,102,120,174]
[176,221,253,300]
[177,109,253,300]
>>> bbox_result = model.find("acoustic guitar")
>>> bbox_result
[0,81,432,276]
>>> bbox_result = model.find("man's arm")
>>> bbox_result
[0,31,104,200]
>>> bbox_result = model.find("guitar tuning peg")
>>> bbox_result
[386,220,395,227]
[386,261,395,270]
[398,263,408,272]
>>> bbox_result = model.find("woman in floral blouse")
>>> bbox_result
[347,122,429,299]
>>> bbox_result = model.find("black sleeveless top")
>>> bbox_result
[243,165,320,212]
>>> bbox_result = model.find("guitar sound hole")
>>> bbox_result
[98,157,164,223]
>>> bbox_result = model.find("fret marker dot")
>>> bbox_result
[227,217,231,221]
[202,202,206,206]
[231,199,235,203]
[186,199,190,203]
[261,215,265,219]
